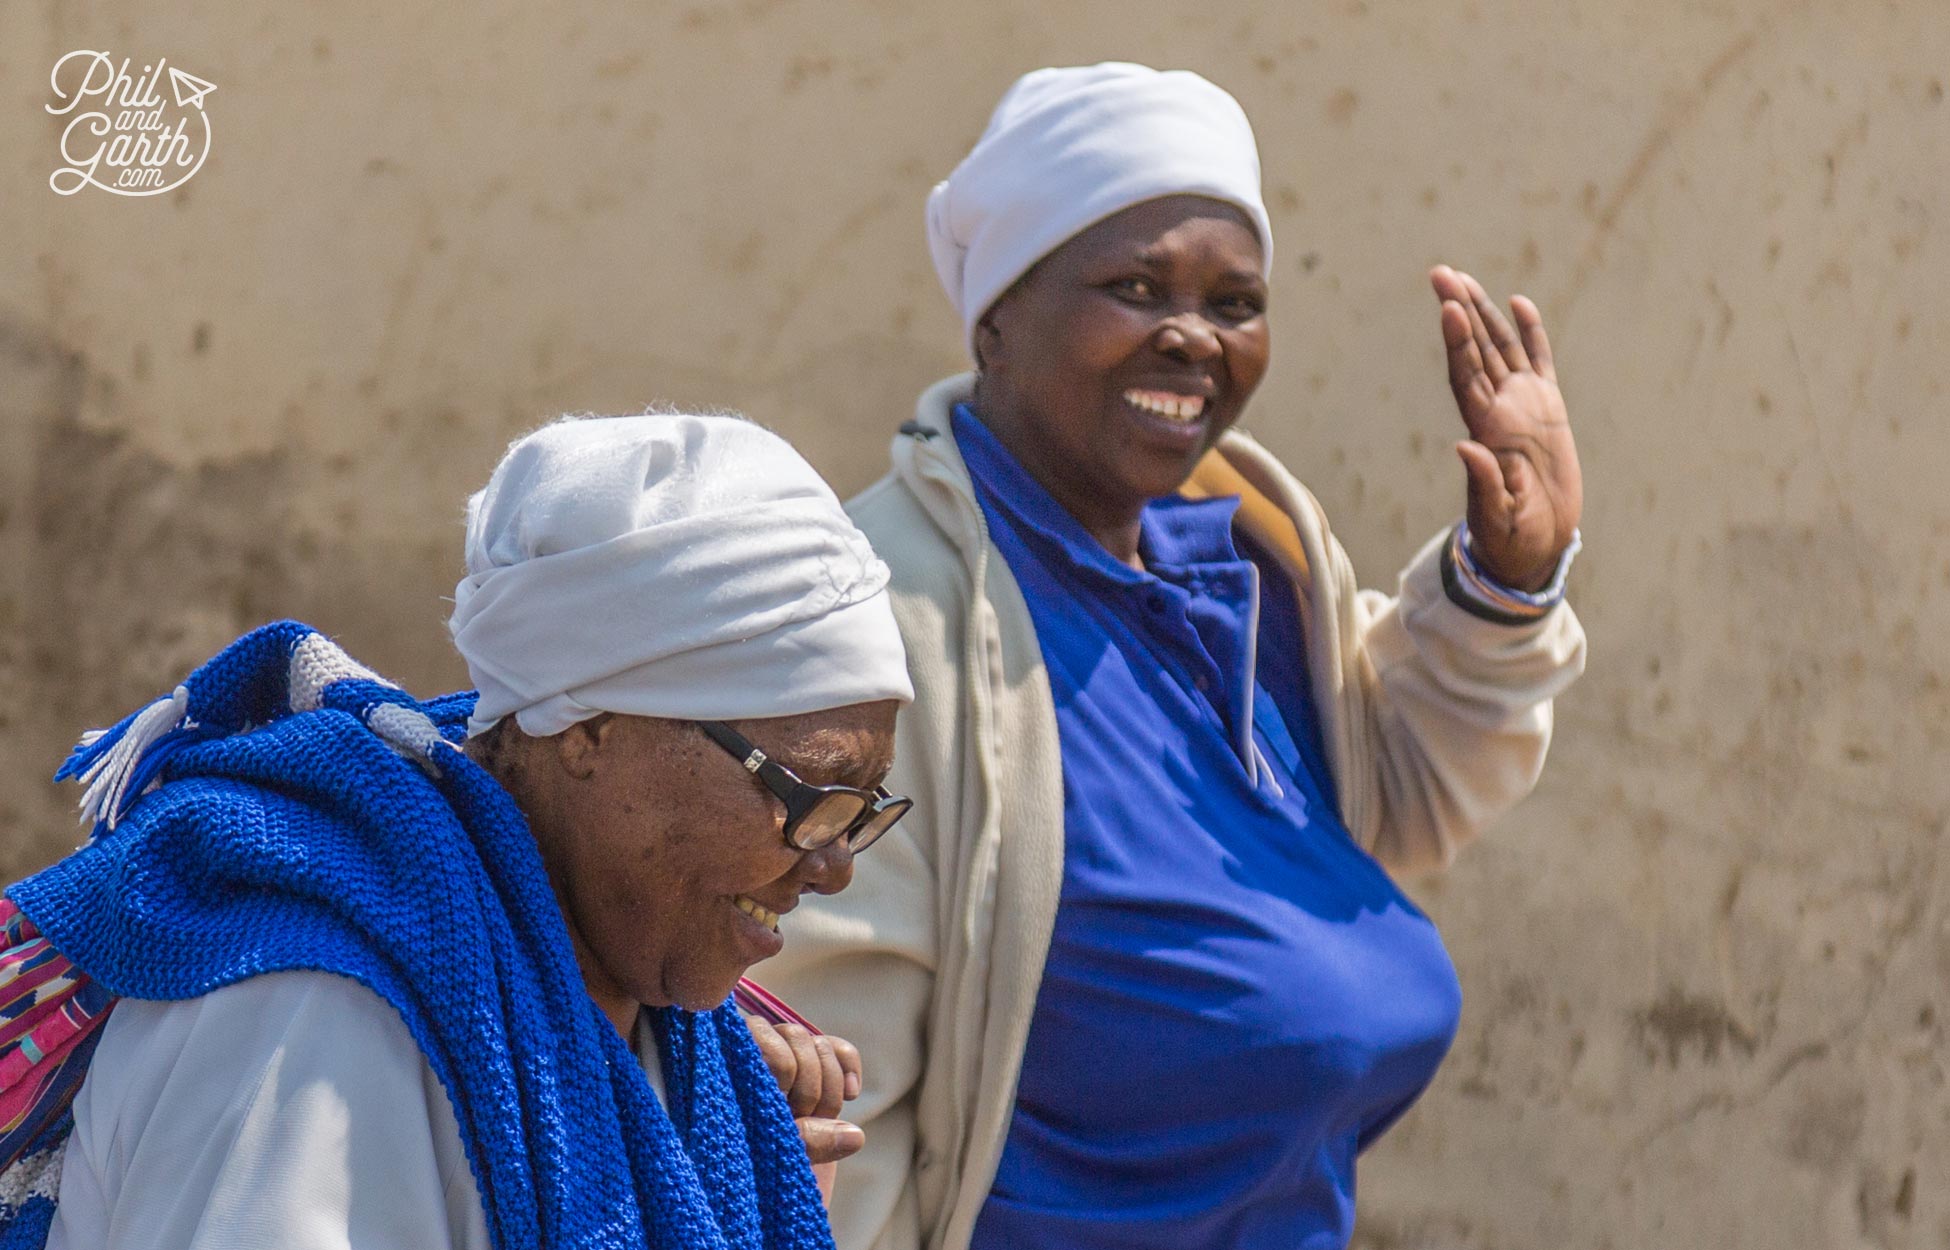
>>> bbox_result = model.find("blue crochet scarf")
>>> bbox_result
[3,621,836,1250]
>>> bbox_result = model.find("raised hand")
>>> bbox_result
[1429,265,1583,592]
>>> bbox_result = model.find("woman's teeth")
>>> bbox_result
[1123,389,1207,422]
[734,895,779,932]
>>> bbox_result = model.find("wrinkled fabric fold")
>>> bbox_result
[450,414,911,738]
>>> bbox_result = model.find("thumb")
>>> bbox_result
[1456,440,1509,527]
[797,1117,866,1165]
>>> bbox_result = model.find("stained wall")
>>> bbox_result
[2,2,1945,1246]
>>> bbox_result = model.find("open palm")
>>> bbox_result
[1429,265,1582,592]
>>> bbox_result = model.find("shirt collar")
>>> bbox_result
[951,403,1245,581]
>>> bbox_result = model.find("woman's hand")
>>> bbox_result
[1429,265,1583,591]
[744,1014,865,1204]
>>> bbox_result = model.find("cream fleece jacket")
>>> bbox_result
[761,375,1587,1250]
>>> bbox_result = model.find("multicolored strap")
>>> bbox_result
[1442,522,1581,625]
[0,900,116,1172]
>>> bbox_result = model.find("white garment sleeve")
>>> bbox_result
[1351,528,1587,874]
[45,970,491,1250]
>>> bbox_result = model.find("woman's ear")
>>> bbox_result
[972,308,1002,375]
[553,714,611,781]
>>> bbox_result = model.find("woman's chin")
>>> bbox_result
[697,953,777,1007]
[665,970,747,1013]
[680,987,740,1013]
[1119,456,1211,504]
[1115,436,1228,499]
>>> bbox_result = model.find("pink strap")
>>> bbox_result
[732,977,821,1035]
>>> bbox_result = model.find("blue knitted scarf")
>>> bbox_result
[3,621,835,1250]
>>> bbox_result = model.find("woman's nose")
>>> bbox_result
[1154,314,1222,361]
[797,836,856,896]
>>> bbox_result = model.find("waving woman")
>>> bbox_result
[765,63,1587,1250]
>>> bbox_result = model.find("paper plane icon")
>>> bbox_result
[168,67,217,110]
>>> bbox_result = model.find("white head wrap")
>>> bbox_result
[449,413,913,738]
[925,62,1274,358]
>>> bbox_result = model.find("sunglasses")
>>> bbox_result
[696,721,911,853]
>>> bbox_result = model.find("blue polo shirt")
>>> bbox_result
[955,408,1462,1250]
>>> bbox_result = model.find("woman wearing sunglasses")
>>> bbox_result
[13,413,913,1250]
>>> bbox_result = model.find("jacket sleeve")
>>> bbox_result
[756,813,936,1250]
[1347,528,1588,876]
[754,478,953,1250]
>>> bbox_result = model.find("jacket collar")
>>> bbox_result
[890,372,988,563]
[894,373,1311,597]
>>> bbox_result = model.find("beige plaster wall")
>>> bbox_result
[2,1,1945,1246]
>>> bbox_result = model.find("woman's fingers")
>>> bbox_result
[1440,300,1496,424]
[798,1116,867,1166]
[776,1023,828,1117]
[1457,285,1509,385]
[1428,262,1469,304]
[1435,264,1548,382]
[830,1034,864,1102]
[812,1033,846,1121]
[1511,295,1556,383]
[743,1014,797,1087]
[1433,265,1506,385]
[1456,439,1511,532]
[1462,272,1530,374]
[747,1016,862,1120]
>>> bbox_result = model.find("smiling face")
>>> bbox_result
[973,194,1272,556]
[478,701,898,1018]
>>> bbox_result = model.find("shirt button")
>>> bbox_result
[1194,675,1211,692]
[1145,592,1167,613]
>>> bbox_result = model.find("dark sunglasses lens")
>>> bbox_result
[846,796,912,853]
[790,791,871,850]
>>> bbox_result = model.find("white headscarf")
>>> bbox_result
[925,62,1274,357]
[448,413,913,738]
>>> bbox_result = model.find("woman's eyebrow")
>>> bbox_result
[838,751,896,792]
[1121,249,1261,288]
[837,754,896,791]
[772,739,882,789]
